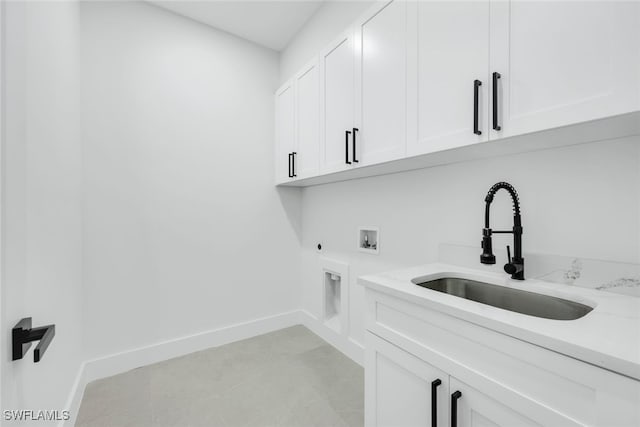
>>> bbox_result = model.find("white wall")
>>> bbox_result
[300,138,640,346]
[80,1,301,359]
[1,0,83,421]
[279,2,640,351]
[279,0,373,84]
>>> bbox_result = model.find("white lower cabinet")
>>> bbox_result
[366,332,449,427]
[364,290,640,427]
[366,332,579,427]
[448,377,579,427]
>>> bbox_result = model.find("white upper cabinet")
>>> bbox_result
[407,1,490,156]
[274,61,321,183]
[320,30,356,174]
[276,0,640,186]
[354,0,407,166]
[490,1,640,139]
[294,59,320,179]
[274,81,295,184]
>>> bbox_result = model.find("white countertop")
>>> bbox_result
[358,263,640,381]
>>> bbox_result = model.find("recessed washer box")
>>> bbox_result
[358,227,379,255]
[320,257,349,336]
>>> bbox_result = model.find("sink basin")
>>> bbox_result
[413,277,593,320]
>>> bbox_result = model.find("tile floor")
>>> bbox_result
[76,326,364,427]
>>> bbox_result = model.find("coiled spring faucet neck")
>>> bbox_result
[484,182,521,228]
[481,181,525,280]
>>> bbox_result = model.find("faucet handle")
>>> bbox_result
[504,245,517,275]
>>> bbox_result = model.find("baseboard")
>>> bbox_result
[63,360,87,427]
[298,310,365,366]
[62,310,302,427]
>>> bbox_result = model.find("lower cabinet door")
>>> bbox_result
[448,377,581,427]
[366,332,449,427]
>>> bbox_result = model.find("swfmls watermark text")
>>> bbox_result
[3,410,70,422]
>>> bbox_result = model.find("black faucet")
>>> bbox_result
[480,182,524,280]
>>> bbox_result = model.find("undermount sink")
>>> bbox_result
[412,277,593,320]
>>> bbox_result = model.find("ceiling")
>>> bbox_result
[148,1,324,51]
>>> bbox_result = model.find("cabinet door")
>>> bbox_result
[449,377,581,427]
[275,81,296,183]
[407,1,489,156]
[354,0,407,166]
[490,1,640,139]
[320,30,355,174]
[366,332,449,427]
[294,59,320,179]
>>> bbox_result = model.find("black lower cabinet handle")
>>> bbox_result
[345,130,352,164]
[352,128,359,163]
[431,379,442,427]
[292,152,297,177]
[451,391,462,427]
[473,80,482,135]
[288,153,292,178]
[492,72,501,131]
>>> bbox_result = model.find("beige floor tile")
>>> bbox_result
[76,367,152,427]
[76,326,363,427]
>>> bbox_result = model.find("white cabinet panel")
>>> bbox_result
[490,1,640,139]
[275,82,295,183]
[320,31,355,174]
[449,377,580,427]
[294,60,320,179]
[366,332,449,427]
[355,0,407,166]
[408,1,490,156]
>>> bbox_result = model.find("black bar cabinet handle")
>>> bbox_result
[451,391,462,427]
[352,128,359,163]
[431,379,442,427]
[492,72,501,131]
[473,80,482,135]
[345,130,352,164]
[288,153,292,177]
[292,152,297,177]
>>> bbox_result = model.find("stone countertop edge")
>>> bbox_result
[358,263,640,381]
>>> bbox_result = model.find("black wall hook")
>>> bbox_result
[12,318,55,363]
